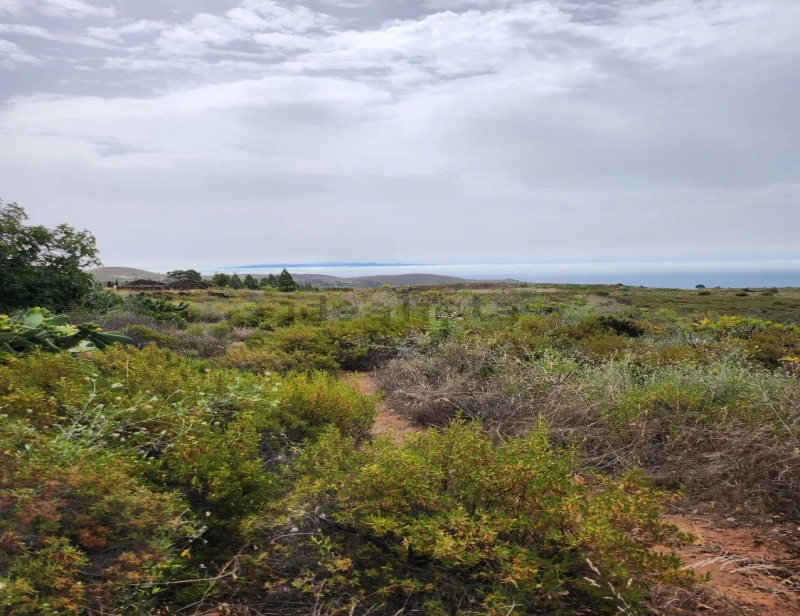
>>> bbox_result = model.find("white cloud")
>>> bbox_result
[147,1,339,58]
[0,0,25,16]
[0,0,798,267]
[118,20,165,35]
[85,26,121,41]
[0,38,39,67]
[37,0,115,19]
[0,23,117,48]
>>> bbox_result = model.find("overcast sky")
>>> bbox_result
[1,0,798,270]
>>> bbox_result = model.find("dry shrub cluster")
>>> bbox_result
[378,337,800,515]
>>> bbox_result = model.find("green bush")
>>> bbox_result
[123,323,178,348]
[125,294,189,325]
[255,422,690,615]
[0,345,379,613]
[0,423,196,615]
[74,286,125,315]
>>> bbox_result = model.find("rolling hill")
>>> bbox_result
[293,273,470,287]
[87,267,167,281]
[88,267,470,287]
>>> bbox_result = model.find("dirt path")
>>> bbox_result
[656,514,800,615]
[346,372,800,614]
[350,372,419,445]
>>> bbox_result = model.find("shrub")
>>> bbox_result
[123,323,178,348]
[580,333,638,359]
[125,294,189,325]
[186,303,226,323]
[206,320,234,339]
[212,344,298,374]
[274,372,376,441]
[0,344,380,612]
[0,424,196,615]
[379,338,800,514]
[557,314,647,342]
[254,422,690,615]
[74,286,125,316]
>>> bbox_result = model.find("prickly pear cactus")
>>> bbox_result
[0,307,133,355]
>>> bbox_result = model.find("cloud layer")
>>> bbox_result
[1,0,798,268]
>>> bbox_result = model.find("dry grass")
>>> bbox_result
[377,338,800,516]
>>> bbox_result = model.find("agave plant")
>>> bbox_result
[125,293,189,324]
[0,307,133,354]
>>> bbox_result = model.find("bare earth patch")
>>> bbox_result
[654,515,800,615]
[349,372,420,445]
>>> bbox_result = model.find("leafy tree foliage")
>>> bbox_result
[229,273,244,290]
[0,201,100,312]
[243,273,259,290]
[211,273,232,287]
[277,268,298,292]
[263,273,278,288]
[167,269,202,282]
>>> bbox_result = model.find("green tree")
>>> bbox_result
[243,274,259,290]
[211,273,231,287]
[0,201,100,313]
[167,269,202,282]
[229,273,244,290]
[277,268,298,292]
[264,273,278,288]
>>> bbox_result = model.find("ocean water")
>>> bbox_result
[196,261,800,290]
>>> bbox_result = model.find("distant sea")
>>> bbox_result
[185,261,800,290]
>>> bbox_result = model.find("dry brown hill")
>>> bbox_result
[87,267,167,281]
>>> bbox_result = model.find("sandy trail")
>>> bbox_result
[659,514,800,615]
[347,372,800,614]
[350,372,420,445]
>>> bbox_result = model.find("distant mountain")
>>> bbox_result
[235,262,419,268]
[292,273,470,287]
[88,267,167,281]
[88,267,472,288]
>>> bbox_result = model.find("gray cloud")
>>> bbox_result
[0,0,798,269]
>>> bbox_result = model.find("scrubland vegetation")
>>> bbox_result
[3,202,800,614]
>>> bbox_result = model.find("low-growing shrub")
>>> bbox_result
[251,422,690,615]
[125,293,189,325]
[207,320,234,339]
[0,424,197,615]
[186,302,226,323]
[73,286,125,316]
[124,323,178,348]
[379,338,800,514]
[0,345,380,613]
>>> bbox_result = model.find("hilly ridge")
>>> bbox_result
[87,267,470,287]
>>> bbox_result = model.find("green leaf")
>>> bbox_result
[23,311,44,328]
[90,332,134,346]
